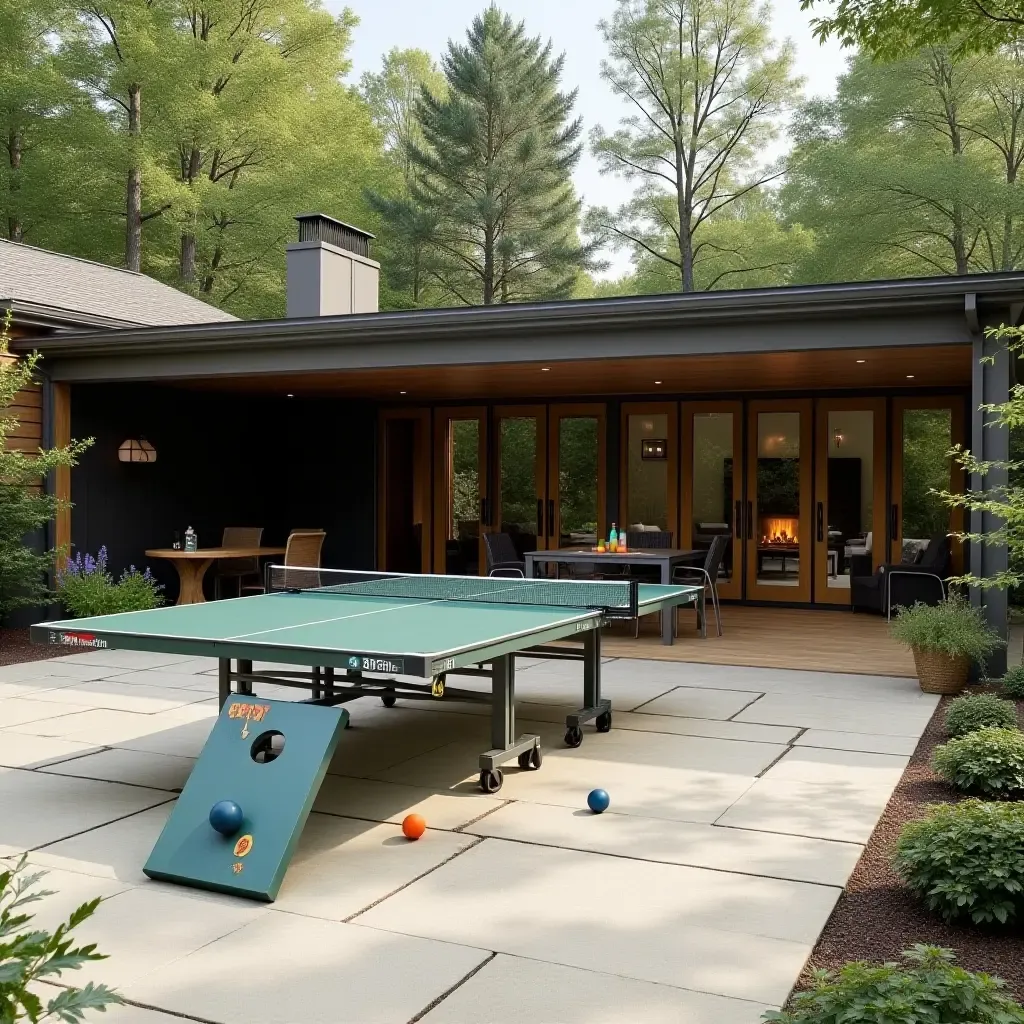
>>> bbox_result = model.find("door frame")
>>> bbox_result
[493,404,549,550]
[548,403,607,547]
[890,395,966,572]
[432,406,489,574]
[813,397,887,606]
[681,400,743,601]
[619,402,679,541]
[745,398,814,603]
[377,408,432,573]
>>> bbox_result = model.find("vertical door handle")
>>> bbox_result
[537,498,544,538]
[547,499,555,536]
[746,501,754,540]
[734,500,742,537]
[480,497,489,527]
[890,503,899,540]
[817,502,824,543]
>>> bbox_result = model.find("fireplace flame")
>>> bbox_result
[761,517,799,545]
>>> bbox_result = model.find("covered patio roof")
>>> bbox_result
[14,272,1024,388]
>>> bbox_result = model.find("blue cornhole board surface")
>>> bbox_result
[144,695,348,901]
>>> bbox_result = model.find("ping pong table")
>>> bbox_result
[31,568,702,793]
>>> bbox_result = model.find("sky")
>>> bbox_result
[332,0,850,275]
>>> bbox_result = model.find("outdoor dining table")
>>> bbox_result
[524,547,705,645]
[145,547,286,605]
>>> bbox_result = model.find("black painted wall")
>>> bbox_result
[70,384,376,602]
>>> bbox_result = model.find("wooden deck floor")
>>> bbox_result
[600,604,916,677]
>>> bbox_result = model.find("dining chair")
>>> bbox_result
[243,530,326,594]
[214,526,264,600]
[672,533,728,637]
[484,532,525,577]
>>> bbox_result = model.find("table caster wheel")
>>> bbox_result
[518,745,543,770]
[564,726,583,748]
[479,768,503,793]
[596,710,612,733]
[381,694,397,708]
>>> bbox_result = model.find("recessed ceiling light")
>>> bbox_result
[399,391,407,395]
[654,380,662,384]
[286,393,294,398]
[906,374,915,379]
[541,367,550,372]
[856,359,866,364]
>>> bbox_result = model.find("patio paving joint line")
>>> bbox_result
[26,791,176,854]
[23,745,114,771]
[35,979,227,1024]
[726,692,767,720]
[343,835,486,923]
[406,950,498,1024]
[452,799,512,832]
[32,765,188,794]
[620,685,685,713]
[711,820,870,847]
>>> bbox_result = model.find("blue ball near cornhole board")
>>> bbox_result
[587,788,610,814]
[209,799,244,837]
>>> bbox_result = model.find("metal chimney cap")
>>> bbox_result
[293,213,375,241]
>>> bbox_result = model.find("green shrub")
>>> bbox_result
[933,727,1024,797]
[56,546,163,617]
[888,593,1003,663]
[945,692,1019,737]
[763,945,1024,1023]
[0,855,121,1021]
[1003,664,1024,699]
[894,800,1024,925]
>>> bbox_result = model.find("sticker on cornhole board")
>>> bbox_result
[144,696,348,902]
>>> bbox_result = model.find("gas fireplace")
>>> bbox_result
[760,517,799,546]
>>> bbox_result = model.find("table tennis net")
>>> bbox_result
[265,566,639,618]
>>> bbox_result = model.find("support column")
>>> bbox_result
[53,382,71,565]
[970,327,1011,675]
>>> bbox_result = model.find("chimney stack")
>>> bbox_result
[285,213,380,317]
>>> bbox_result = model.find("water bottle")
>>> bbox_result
[184,526,197,552]
[609,522,618,552]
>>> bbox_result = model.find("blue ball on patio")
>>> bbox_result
[587,789,610,814]
[209,800,244,837]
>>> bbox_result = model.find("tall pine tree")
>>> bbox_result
[374,6,594,306]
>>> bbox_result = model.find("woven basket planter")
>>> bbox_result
[912,647,972,695]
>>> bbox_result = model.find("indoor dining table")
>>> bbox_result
[145,547,286,605]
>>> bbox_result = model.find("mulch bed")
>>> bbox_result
[796,689,1024,1001]
[0,627,68,667]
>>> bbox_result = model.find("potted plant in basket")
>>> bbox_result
[889,593,1003,694]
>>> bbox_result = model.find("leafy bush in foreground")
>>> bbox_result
[888,593,1003,662]
[945,692,1018,737]
[762,945,1024,1023]
[1002,664,1024,699]
[894,800,1024,925]
[933,727,1024,797]
[0,855,121,1022]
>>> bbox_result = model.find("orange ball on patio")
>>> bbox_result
[402,813,427,840]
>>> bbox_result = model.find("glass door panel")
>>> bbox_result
[378,409,431,573]
[891,398,965,570]
[814,399,886,605]
[746,400,813,602]
[620,403,678,543]
[682,402,741,600]
[494,406,548,558]
[548,405,606,549]
[433,407,488,575]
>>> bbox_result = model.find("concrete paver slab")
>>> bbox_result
[51,651,198,671]
[763,747,909,787]
[275,813,477,920]
[0,731,100,769]
[463,801,861,887]
[0,767,170,856]
[26,680,212,715]
[733,692,936,736]
[94,1005,188,1024]
[419,953,774,1024]
[314,774,504,829]
[610,710,799,744]
[126,911,489,1024]
[101,669,220,690]
[12,865,132,936]
[0,679,77,700]
[42,748,195,792]
[357,838,836,1005]
[795,729,921,756]
[634,685,763,720]
[0,698,83,729]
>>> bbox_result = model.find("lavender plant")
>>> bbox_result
[56,546,163,617]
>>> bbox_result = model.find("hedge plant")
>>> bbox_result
[1003,664,1024,699]
[945,692,1018,737]
[894,800,1024,925]
[888,593,1002,662]
[932,727,1024,797]
[763,945,1024,1023]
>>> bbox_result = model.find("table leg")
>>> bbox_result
[478,654,540,793]
[660,561,673,645]
[237,658,253,696]
[564,628,611,745]
[173,559,214,605]
[218,658,231,709]
[525,555,535,578]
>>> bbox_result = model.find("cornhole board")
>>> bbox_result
[144,695,348,901]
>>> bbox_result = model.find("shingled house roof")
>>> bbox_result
[0,238,237,330]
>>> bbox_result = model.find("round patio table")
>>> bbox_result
[145,547,286,605]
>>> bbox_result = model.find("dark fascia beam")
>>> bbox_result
[965,293,981,335]
[13,271,1024,361]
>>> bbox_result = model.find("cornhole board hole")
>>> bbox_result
[144,695,348,901]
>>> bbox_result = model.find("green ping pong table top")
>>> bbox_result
[30,580,701,678]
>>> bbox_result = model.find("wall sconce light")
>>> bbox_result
[833,429,844,449]
[118,438,157,463]
[641,438,667,460]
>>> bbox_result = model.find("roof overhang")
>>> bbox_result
[12,273,1024,384]
[2,298,147,333]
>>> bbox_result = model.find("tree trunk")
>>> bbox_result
[482,225,494,305]
[125,84,142,272]
[7,130,22,242]
[179,146,202,284]
[676,136,694,292]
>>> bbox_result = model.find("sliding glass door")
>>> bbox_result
[433,407,488,575]
[548,405,606,548]
[620,402,678,542]
[494,406,549,558]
